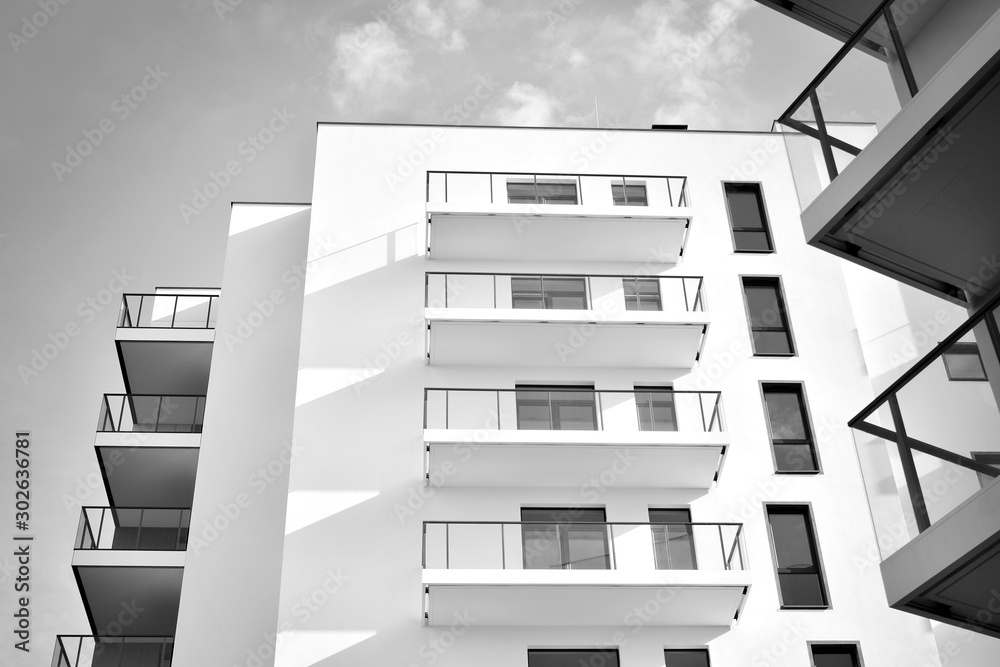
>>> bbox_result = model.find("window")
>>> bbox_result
[635,387,676,431]
[650,509,696,570]
[765,505,829,608]
[522,508,609,570]
[612,180,648,206]
[809,643,862,667]
[762,384,819,473]
[512,276,588,310]
[515,386,598,431]
[623,278,661,311]
[724,182,773,252]
[743,277,794,355]
[943,342,987,381]
[528,650,619,667]
[664,649,711,667]
[507,178,578,205]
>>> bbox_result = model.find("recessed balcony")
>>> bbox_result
[421,521,749,626]
[115,292,218,396]
[52,636,174,667]
[424,273,708,368]
[72,507,187,637]
[425,171,691,262]
[423,388,728,488]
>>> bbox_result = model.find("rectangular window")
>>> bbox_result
[943,342,987,381]
[743,277,794,355]
[725,182,773,252]
[528,650,619,667]
[635,387,676,431]
[809,643,862,667]
[515,386,598,431]
[766,505,829,608]
[507,178,579,205]
[612,180,648,206]
[664,649,711,667]
[763,384,819,473]
[522,508,609,570]
[511,276,588,310]
[650,509,697,570]
[623,278,661,311]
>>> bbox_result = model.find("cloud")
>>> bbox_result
[486,82,563,126]
[328,23,415,112]
[402,0,482,52]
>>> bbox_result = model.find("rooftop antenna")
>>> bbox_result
[594,97,601,128]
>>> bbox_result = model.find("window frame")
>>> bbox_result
[764,502,831,610]
[663,647,712,667]
[527,648,620,667]
[634,385,677,432]
[942,341,988,381]
[520,507,610,571]
[760,381,822,474]
[511,275,590,311]
[622,277,662,311]
[612,179,649,206]
[723,181,775,254]
[740,275,797,357]
[514,384,599,431]
[807,641,864,667]
[649,508,697,570]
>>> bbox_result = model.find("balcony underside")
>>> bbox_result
[800,18,1000,303]
[426,312,706,368]
[423,570,749,626]
[425,430,728,488]
[73,561,183,636]
[427,207,689,262]
[96,444,198,508]
[116,339,213,395]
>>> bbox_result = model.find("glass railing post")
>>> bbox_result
[205,296,213,328]
[888,394,932,531]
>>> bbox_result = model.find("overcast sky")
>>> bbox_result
[0,0,854,659]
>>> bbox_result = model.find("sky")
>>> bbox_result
[0,0,857,661]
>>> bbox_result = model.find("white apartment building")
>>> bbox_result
[53,121,963,667]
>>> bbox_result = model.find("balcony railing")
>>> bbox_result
[52,635,174,667]
[850,289,1000,554]
[427,171,689,208]
[422,521,745,571]
[426,272,705,312]
[424,388,723,433]
[118,293,219,329]
[75,507,190,551]
[98,394,205,433]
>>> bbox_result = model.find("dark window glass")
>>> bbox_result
[507,179,578,205]
[635,388,676,431]
[623,278,662,311]
[766,505,828,608]
[725,183,773,252]
[512,276,587,310]
[664,649,711,667]
[522,508,609,570]
[743,277,794,355]
[515,386,597,431]
[650,509,696,570]
[612,181,648,206]
[943,342,987,381]
[810,644,861,667]
[528,650,619,667]
[763,384,818,472]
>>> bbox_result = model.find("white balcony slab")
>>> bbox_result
[73,563,183,635]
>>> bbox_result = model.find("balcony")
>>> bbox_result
[424,273,707,368]
[850,289,1000,636]
[778,0,1000,303]
[72,508,185,637]
[95,395,202,508]
[116,292,218,395]
[423,388,727,488]
[52,636,174,667]
[421,521,749,626]
[425,171,691,262]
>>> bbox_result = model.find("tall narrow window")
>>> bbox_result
[650,509,697,570]
[809,643,862,667]
[528,650,620,667]
[664,649,711,667]
[635,387,676,431]
[623,278,661,311]
[763,384,818,473]
[522,508,609,570]
[511,276,588,310]
[943,342,987,381]
[507,178,578,205]
[766,505,829,608]
[725,182,773,252]
[743,277,794,355]
[515,386,597,431]
[612,180,648,206]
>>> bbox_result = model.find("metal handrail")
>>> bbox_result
[75,506,191,551]
[98,393,206,433]
[118,293,219,329]
[53,636,175,667]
